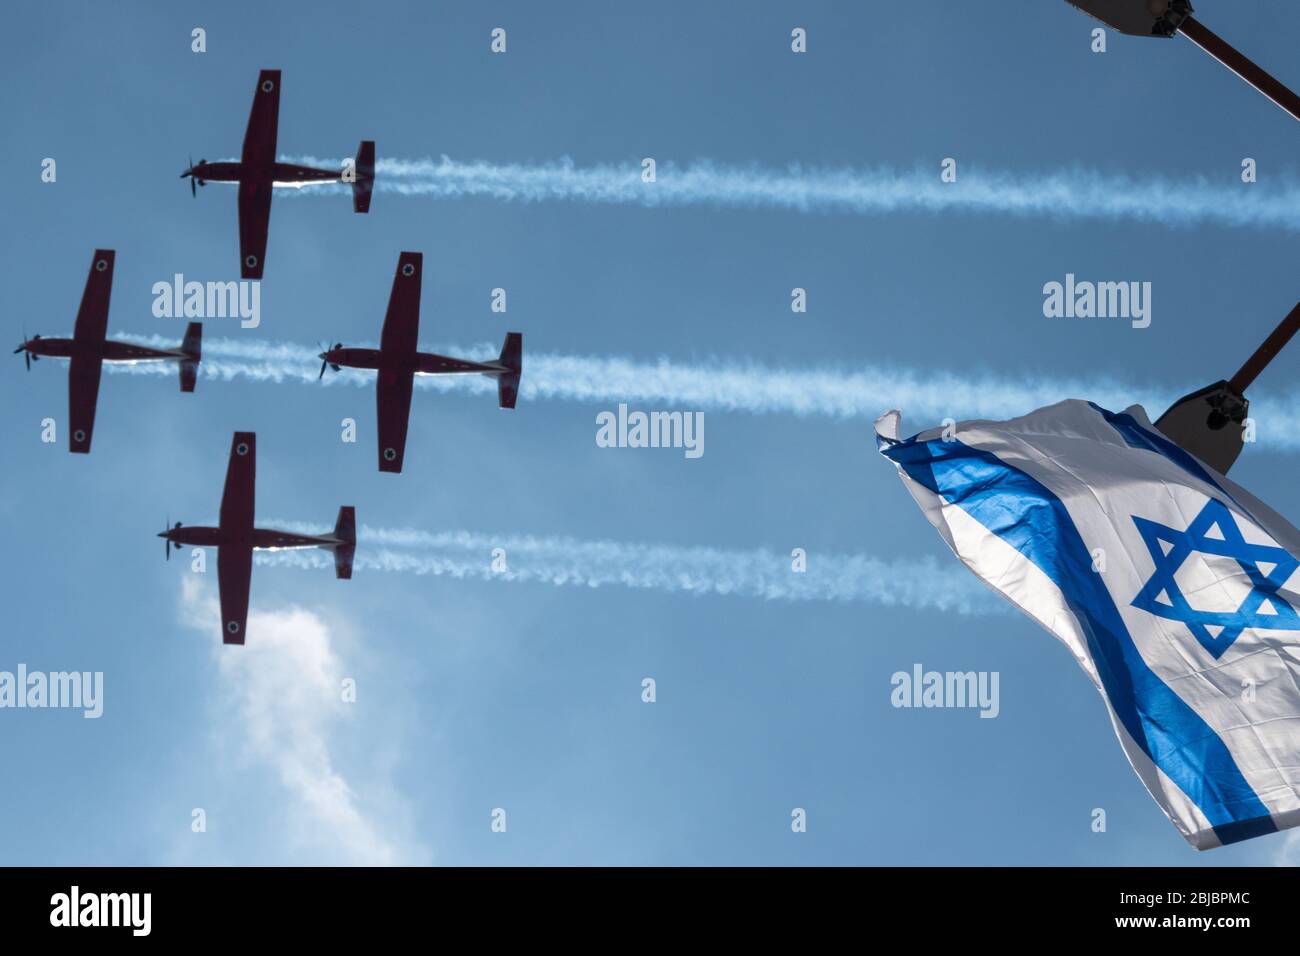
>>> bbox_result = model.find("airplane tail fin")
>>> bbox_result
[352,140,375,214]
[496,332,522,410]
[331,505,356,579]
[180,322,202,393]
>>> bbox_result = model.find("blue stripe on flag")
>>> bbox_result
[882,434,1276,846]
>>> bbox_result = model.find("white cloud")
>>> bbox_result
[179,576,421,865]
[1273,827,1300,866]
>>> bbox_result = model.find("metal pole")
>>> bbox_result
[1179,16,1300,123]
[1229,302,1300,395]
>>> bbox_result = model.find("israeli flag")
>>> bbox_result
[877,399,1300,849]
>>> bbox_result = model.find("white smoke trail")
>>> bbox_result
[105,333,1300,449]
[254,521,1001,614]
[277,155,1300,232]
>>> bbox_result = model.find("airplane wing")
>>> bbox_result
[241,70,280,169]
[237,70,280,279]
[238,180,272,280]
[376,368,414,473]
[220,432,256,533]
[380,252,423,355]
[217,432,255,642]
[218,545,253,644]
[375,253,423,473]
[67,352,102,454]
[72,249,114,345]
[66,249,114,453]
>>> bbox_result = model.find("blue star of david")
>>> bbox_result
[1131,499,1300,659]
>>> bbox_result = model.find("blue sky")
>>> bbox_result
[2,0,1299,865]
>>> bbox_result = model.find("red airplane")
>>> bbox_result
[14,249,203,454]
[317,252,522,473]
[181,70,374,280]
[160,432,355,644]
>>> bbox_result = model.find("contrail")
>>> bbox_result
[276,155,1300,232]
[254,521,1002,614]
[106,333,1300,449]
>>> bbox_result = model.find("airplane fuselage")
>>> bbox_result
[22,337,187,362]
[163,525,340,551]
[188,161,344,188]
[324,346,507,376]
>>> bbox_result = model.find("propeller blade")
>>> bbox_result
[164,517,170,561]
[191,176,196,198]
[25,350,30,371]
[319,358,327,380]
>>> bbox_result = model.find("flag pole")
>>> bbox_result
[1178,16,1300,123]
[1228,302,1300,396]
